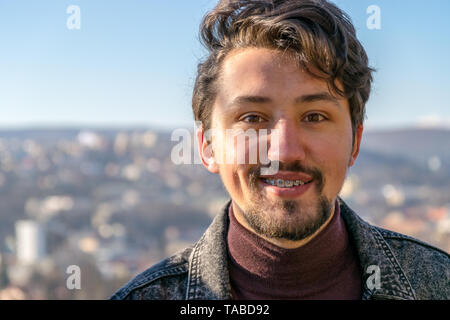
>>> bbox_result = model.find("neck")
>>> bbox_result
[231,199,336,249]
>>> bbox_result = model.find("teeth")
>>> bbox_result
[285,180,293,187]
[263,178,308,188]
[276,179,284,187]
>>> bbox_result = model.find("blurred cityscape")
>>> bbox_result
[0,126,448,299]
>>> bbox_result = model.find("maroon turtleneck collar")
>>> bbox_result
[226,200,362,300]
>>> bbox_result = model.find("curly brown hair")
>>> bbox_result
[192,0,374,139]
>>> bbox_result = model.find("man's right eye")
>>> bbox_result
[241,114,264,123]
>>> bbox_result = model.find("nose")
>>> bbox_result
[267,119,306,164]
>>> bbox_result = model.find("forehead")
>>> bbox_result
[217,47,335,101]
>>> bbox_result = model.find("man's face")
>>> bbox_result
[198,47,362,246]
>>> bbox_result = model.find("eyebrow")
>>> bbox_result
[295,92,341,108]
[229,92,341,108]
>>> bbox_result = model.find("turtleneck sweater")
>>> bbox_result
[226,200,362,299]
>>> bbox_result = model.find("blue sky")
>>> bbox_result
[0,0,449,130]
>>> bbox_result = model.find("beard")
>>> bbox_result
[241,162,333,241]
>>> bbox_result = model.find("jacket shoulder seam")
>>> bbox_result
[377,228,450,257]
[118,263,188,300]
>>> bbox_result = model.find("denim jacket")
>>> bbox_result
[110,198,450,300]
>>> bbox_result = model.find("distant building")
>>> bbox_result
[15,220,46,265]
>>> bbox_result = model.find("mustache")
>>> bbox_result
[248,161,324,192]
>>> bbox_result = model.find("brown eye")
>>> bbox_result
[242,114,264,123]
[304,113,326,122]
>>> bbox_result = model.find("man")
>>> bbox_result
[111,0,449,300]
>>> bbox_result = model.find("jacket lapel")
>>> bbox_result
[186,201,233,300]
[338,198,417,300]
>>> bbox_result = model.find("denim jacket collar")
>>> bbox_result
[186,200,233,300]
[186,199,417,300]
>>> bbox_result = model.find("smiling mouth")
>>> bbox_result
[261,178,313,188]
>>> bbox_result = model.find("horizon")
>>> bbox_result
[0,121,449,133]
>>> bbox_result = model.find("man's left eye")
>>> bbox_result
[304,113,326,122]
[242,114,264,123]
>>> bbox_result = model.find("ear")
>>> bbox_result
[348,124,363,167]
[196,126,219,174]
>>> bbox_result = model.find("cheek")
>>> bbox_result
[218,163,250,201]
[214,129,261,166]
[213,128,255,195]
[309,134,353,189]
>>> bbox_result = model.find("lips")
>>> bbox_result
[260,171,314,184]
[262,178,312,187]
[258,171,314,198]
